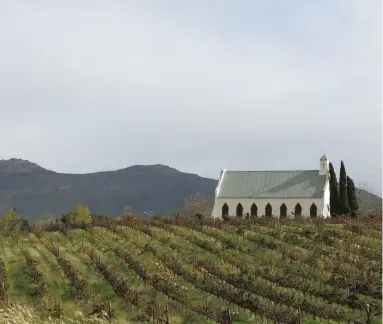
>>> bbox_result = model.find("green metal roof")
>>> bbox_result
[217,170,327,198]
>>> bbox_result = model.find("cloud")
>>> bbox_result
[0,0,381,194]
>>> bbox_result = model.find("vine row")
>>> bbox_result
[78,243,170,324]
[0,258,9,304]
[149,222,381,312]
[89,228,238,324]
[99,226,296,323]
[181,223,381,299]
[21,248,49,297]
[113,223,367,321]
[39,238,88,300]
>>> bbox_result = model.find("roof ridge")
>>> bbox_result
[224,169,319,173]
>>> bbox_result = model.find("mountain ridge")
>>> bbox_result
[0,158,380,222]
[0,158,185,176]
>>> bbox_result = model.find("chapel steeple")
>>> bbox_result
[319,154,329,175]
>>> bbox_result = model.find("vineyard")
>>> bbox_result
[0,215,381,323]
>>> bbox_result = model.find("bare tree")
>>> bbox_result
[180,193,214,218]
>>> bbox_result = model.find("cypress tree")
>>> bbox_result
[339,161,350,215]
[328,162,339,217]
[347,176,359,217]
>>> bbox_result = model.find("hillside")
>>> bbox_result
[0,217,381,323]
[0,158,381,222]
[0,158,217,221]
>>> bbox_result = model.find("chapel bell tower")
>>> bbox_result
[319,154,329,175]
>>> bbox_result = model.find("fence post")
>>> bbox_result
[165,305,169,324]
[228,308,232,324]
[366,304,372,324]
[298,306,301,324]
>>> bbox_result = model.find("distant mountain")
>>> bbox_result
[0,158,381,222]
[356,188,382,216]
[0,158,217,222]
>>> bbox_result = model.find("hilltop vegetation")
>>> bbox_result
[0,208,381,323]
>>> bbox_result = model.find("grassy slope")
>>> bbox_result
[0,217,381,324]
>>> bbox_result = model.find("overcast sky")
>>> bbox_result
[1,1,382,194]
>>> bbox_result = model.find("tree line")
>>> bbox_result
[329,161,359,217]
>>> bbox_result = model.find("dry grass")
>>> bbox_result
[0,304,113,324]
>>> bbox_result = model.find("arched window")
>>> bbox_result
[265,203,272,217]
[236,203,243,218]
[250,203,258,218]
[222,203,229,217]
[310,203,317,218]
[295,203,302,218]
[280,203,287,218]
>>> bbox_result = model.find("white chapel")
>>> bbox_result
[211,155,331,219]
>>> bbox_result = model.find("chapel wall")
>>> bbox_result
[213,197,326,218]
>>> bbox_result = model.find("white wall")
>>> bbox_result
[212,197,327,219]
[322,179,331,217]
